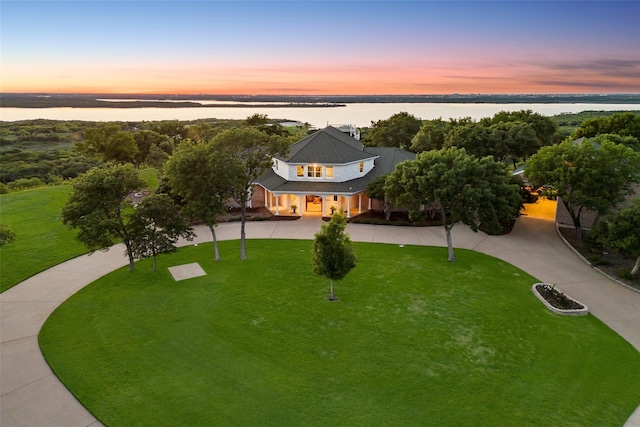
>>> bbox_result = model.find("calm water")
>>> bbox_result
[1,103,639,128]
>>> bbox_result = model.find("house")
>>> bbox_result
[249,126,415,217]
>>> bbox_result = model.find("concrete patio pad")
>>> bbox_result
[168,262,207,281]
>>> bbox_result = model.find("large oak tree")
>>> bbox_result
[385,147,521,261]
[61,163,145,270]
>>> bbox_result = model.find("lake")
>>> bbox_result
[1,102,639,128]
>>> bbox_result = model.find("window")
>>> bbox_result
[326,166,334,178]
[274,160,278,170]
[297,166,304,177]
[307,165,322,178]
[359,162,364,173]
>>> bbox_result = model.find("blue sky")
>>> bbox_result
[1,1,639,94]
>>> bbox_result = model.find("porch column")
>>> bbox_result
[268,191,272,210]
[265,187,268,208]
[358,194,362,214]
[298,195,303,217]
[368,197,372,210]
[347,197,351,218]
[275,195,279,216]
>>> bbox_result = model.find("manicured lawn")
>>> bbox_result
[40,239,640,426]
[0,185,86,292]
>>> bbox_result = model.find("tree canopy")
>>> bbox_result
[213,127,289,260]
[75,123,139,164]
[365,112,422,150]
[385,147,521,261]
[573,112,640,141]
[61,163,145,270]
[164,140,231,261]
[129,194,194,271]
[525,137,640,240]
[312,212,356,301]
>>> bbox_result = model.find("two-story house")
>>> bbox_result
[250,126,415,217]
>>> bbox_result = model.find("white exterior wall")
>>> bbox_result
[272,158,376,183]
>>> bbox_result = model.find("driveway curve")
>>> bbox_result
[1,216,639,427]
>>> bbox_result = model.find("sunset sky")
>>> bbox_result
[1,1,639,95]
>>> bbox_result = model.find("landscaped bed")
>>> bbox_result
[40,240,640,426]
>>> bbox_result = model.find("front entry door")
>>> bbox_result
[305,195,323,212]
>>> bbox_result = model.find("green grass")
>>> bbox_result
[0,170,160,292]
[0,185,86,292]
[138,168,159,191]
[40,240,640,426]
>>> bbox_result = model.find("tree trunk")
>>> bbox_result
[240,203,247,260]
[383,196,391,221]
[124,241,135,271]
[329,278,337,301]
[445,224,456,262]
[208,225,220,261]
[564,200,584,241]
[442,208,456,262]
[152,254,157,272]
[632,256,640,277]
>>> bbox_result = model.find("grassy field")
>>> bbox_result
[0,170,159,293]
[40,239,640,426]
[0,185,86,292]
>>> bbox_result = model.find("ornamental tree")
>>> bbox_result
[312,212,356,301]
[385,147,521,261]
[61,163,145,271]
[525,138,640,240]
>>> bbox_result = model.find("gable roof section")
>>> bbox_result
[363,146,416,177]
[278,126,377,164]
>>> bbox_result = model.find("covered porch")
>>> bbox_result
[261,187,370,218]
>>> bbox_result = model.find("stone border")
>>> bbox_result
[531,283,589,316]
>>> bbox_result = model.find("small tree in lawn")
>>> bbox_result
[312,212,356,301]
[129,194,195,271]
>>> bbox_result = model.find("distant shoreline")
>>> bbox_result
[2,93,639,108]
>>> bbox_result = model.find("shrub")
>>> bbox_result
[0,224,16,246]
[7,177,45,191]
[0,182,10,194]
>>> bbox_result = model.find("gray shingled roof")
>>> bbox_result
[276,126,377,164]
[256,144,416,195]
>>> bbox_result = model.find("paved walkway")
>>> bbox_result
[1,216,639,426]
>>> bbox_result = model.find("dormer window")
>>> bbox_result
[359,162,364,173]
[297,166,304,177]
[307,165,322,178]
[326,166,334,178]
